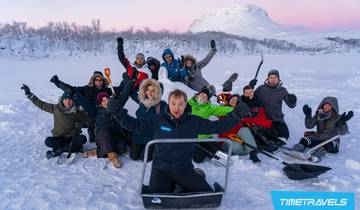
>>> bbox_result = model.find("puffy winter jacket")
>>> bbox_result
[254,80,296,122]
[112,105,244,173]
[161,48,189,82]
[188,97,233,138]
[28,94,86,137]
[305,97,348,145]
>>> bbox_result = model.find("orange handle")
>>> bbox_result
[104,68,112,84]
[228,134,244,144]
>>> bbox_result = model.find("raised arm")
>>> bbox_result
[282,88,297,108]
[21,84,55,114]
[108,99,153,134]
[196,40,217,70]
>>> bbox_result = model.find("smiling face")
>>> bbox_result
[268,75,279,86]
[196,92,208,104]
[168,95,187,119]
[62,98,74,108]
[243,88,254,100]
[101,97,109,108]
[145,85,156,100]
[94,77,104,89]
[135,55,145,66]
[185,59,194,68]
[229,96,238,107]
[164,54,173,64]
[323,103,333,113]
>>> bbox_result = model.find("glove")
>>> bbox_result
[180,55,185,68]
[339,111,354,123]
[302,104,312,118]
[50,75,59,85]
[231,101,250,120]
[21,84,31,96]
[210,40,216,50]
[249,79,257,88]
[116,37,124,50]
[288,94,297,103]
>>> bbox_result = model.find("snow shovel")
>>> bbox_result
[104,67,116,95]
[195,144,229,167]
[228,134,331,180]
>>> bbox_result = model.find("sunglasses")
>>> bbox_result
[164,55,172,59]
[95,78,103,82]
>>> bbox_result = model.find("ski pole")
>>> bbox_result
[254,53,264,80]
[104,68,116,96]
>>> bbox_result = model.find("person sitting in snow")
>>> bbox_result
[21,84,87,158]
[285,96,353,162]
[253,70,297,144]
[117,37,151,102]
[187,87,234,163]
[55,73,135,168]
[50,72,123,143]
[129,78,167,161]
[108,89,249,193]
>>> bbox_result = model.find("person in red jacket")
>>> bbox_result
[116,37,150,102]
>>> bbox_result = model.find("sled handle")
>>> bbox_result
[139,138,233,195]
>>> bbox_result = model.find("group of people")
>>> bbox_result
[21,37,353,194]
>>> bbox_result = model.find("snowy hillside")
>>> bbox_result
[0,53,359,209]
[189,3,297,39]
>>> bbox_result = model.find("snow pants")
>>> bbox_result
[148,168,212,193]
[45,135,86,152]
[222,127,257,155]
[129,142,155,161]
[95,128,128,158]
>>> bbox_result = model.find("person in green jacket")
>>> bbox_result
[21,84,87,159]
[188,87,233,163]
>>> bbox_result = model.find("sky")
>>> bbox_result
[0,0,359,32]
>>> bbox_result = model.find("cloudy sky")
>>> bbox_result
[0,0,359,32]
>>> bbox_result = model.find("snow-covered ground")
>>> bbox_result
[0,53,359,210]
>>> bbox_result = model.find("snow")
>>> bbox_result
[0,52,360,209]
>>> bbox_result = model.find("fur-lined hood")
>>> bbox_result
[138,79,163,108]
[88,72,110,87]
[183,54,197,64]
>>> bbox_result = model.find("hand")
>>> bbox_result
[116,37,123,46]
[302,104,312,118]
[249,79,257,88]
[21,84,31,96]
[210,40,216,50]
[50,75,59,84]
[288,94,297,103]
[340,111,354,122]
[180,55,185,68]
[232,101,250,120]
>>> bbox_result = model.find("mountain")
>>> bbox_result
[188,4,298,38]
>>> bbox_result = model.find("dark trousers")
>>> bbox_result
[45,135,86,152]
[299,137,339,153]
[87,119,96,143]
[193,142,223,163]
[148,168,212,193]
[129,142,154,161]
[95,128,128,157]
[265,121,290,140]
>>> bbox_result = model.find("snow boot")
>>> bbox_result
[82,149,97,158]
[46,149,63,159]
[108,152,122,168]
[291,144,306,152]
[309,147,327,163]
[194,168,206,179]
[222,73,238,92]
[249,150,261,163]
